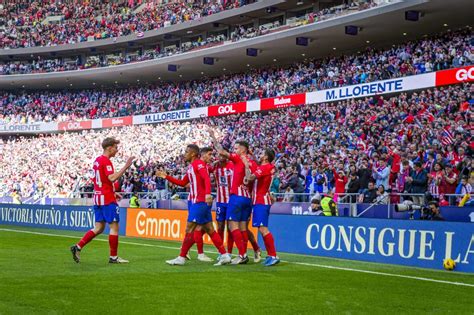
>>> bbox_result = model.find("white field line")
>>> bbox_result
[0,227,473,288]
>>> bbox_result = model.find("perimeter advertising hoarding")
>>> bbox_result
[133,107,207,125]
[435,65,474,86]
[260,93,306,110]
[208,102,247,117]
[306,72,435,104]
[101,116,133,128]
[125,208,257,248]
[2,67,473,135]
[0,122,58,134]
[264,214,474,272]
[58,120,93,131]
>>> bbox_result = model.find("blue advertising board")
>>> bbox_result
[264,214,474,273]
[0,204,127,235]
[270,202,474,223]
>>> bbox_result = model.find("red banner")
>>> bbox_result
[260,93,306,110]
[58,121,92,131]
[208,102,247,117]
[435,66,474,87]
[102,116,133,128]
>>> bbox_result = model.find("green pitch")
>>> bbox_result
[0,225,473,314]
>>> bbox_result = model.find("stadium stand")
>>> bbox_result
[0,0,377,73]
[0,28,472,125]
[0,0,246,49]
[1,83,472,203]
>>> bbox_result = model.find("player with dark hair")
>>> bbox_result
[243,148,280,266]
[210,151,234,254]
[156,144,231,266]
[210,130,255,265]
[191,146,214,262]
[70,137,135,264]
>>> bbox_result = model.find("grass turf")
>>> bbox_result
[0,225,473,314]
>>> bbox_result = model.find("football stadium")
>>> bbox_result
[0,0,473,313]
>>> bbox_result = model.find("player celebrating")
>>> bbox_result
[212,152,260,260]
[191,147,215,262]
[210,129,254,265]
[243,148,280,266]
[70,137,134,264]
[212,153,235,254]
[156,144,231,266]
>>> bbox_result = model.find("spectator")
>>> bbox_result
[428,162,444,197]
[398,160,412,194]
[374,185,389,204]
[372,159,390,191]
[305,169,318,196]
[333,168,348,202]
[359,181,378,204]
[281,166,305,202]
[406,162,428,204]
[442,164,458,204]
[456,176,473,205]
[357,159,372,190]
[346,172,361,203]
[270,170,281,195]
[282,186,294,202]
[154,169,169,200]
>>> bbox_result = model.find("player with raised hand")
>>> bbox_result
[243,148,280,266]
[156,144,231,266]
[70,137,135,264]
[209,151,235,255]
[209,128,254,265]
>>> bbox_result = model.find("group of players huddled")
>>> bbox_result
[70,128,280,267]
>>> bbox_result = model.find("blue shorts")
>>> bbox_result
[226,195,252,222]
[252,204,271,227]
[94,203,120,224]
[188,202,212,224]
[216,202,228,222]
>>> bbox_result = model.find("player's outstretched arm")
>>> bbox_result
[209,128,230,158]
[157,170,189,187]
[108,156,135,183]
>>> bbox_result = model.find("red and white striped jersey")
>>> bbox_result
[428,171,441,197]
[166,159,211,204]
[250,163,275,205]
[92,155,117,206]
[229,153,252,198]
[214,161,233,204]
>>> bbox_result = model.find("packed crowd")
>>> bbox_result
[1,28,472,125]
[1,83,472,207]
[0,0,246,49]
[0,0,378,75]
[0,122,212,199]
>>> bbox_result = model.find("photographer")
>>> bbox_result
[422,201,445,221]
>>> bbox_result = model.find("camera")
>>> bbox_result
[395,201,433,220]
[394,201,424,212]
